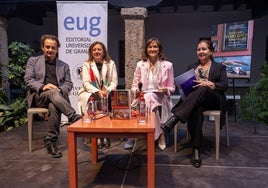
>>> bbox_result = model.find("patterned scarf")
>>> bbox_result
[89,66,98,88]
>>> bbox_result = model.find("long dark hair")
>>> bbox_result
[141,37,166,61]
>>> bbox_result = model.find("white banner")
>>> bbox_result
[57,1,107,119]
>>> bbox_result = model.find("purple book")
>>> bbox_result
[174,68,197,99]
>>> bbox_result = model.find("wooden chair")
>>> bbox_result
[27,107,49,152]
[174,110,229,160]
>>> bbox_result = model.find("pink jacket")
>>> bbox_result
[131,59,175,140]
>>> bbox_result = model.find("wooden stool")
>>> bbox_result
[27,107,49,152]
[174,110,229,160]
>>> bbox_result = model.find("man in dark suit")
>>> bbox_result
[24,34,81,158]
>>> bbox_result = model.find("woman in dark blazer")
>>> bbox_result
[162,39,228,168]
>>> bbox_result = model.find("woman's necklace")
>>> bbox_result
[197,61,211,80]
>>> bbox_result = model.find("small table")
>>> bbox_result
[67,114,155,188]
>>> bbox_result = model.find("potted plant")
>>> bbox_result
[0,42,34,132]
[240,61,268,125]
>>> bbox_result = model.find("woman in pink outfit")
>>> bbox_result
[125,38,175,151]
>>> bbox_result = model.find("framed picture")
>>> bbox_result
[222,21,249,51]
[212,40,218,52]
[214,55,251,78]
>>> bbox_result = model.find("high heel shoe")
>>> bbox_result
[97,138,104,149]
[161,115,180,133]
[124,138,135,150]
[158,133,166,151]
[103,138,110,148]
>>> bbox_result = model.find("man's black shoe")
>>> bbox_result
[46,142,62,158]
[191,148,201,168]
[69,114,82,124]
[161,115,180,133]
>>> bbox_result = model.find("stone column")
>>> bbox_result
[121,7,147,89]
[0,16,10,99]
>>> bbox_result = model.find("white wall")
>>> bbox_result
[7,8,268,86]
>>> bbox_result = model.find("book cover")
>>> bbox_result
[222,21,249,51]
[174,68,197,99]
[111,89,131,119]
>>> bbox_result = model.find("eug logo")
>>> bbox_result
[70,64,82,96]
[64,16,101,37]
[71,64,82,82]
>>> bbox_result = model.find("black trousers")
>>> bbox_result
[34,89,77,143]
[172,86,223,149]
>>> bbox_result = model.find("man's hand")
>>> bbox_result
[43,83,61,92]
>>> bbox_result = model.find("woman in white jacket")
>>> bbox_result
[78,41,118,149]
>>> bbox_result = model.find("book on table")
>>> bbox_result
[111,89,132,119]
